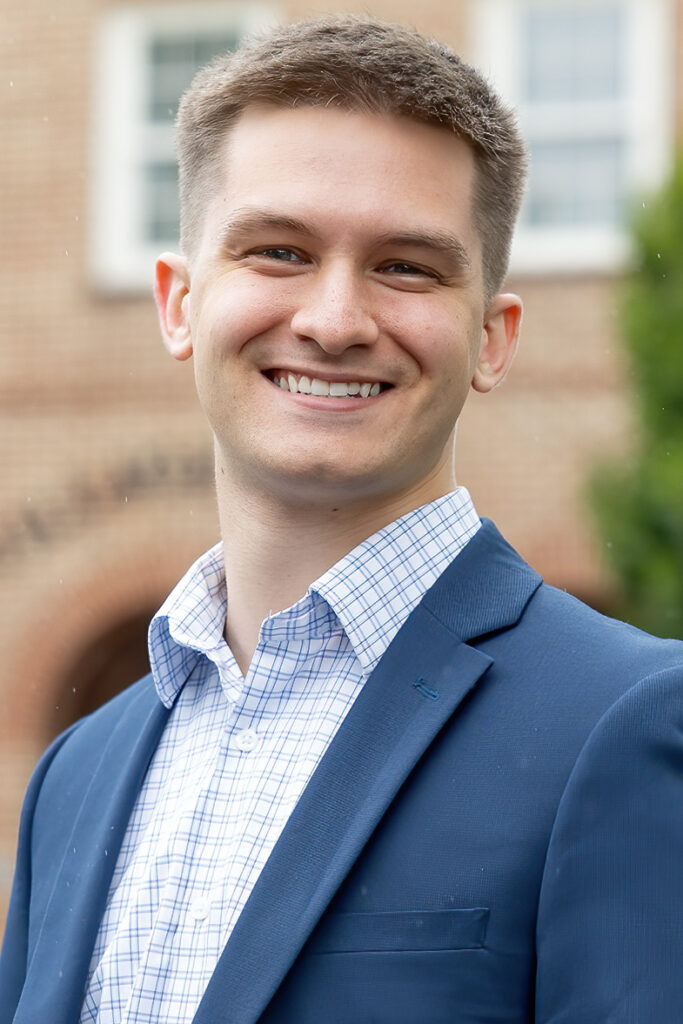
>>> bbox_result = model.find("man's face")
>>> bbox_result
[156,104,520,511]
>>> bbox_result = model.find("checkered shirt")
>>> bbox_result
[80,487,480,1023]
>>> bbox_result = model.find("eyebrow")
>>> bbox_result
[373,230,472,273]
[217,208,472,273]
[217,209,317,248]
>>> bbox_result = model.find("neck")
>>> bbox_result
[217,456,455,675]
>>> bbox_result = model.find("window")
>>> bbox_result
[90,4,279,292]
[471,0,673,273]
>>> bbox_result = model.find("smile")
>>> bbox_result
[268,371,390,398]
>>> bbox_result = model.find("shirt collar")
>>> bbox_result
[149,487,479,704]
[311,487,480,678]
[148,542,228,707]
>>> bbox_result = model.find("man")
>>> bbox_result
[1,15,682,1024]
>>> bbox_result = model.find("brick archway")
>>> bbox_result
[45,608,155,743]
[1,503,218,756]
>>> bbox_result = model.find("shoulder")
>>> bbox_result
[45,672,159,764]
[481,578,683,756]
[436,517,683,698]
[27,673,162,823]
[522,580,683,675]
[443,523,683,754]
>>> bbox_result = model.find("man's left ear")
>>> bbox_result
[472,293,523,394]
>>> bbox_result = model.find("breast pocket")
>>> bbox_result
[308,907,490,954]
[267,907,494,1024]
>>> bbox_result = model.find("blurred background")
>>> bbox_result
[1,0,681,926]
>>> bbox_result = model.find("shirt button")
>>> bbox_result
[191,897,211,921]
[234,727,262,753]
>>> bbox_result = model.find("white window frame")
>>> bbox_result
[469,0,674,275]
[89,3,280,293]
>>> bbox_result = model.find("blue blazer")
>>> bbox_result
[2,521,682,1023]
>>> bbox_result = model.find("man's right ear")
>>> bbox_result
[154,252,193,361]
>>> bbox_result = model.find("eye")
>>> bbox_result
[252,247,307,264]
[378,261,440,280]
[375,261,442,289]
[380,262,427,275]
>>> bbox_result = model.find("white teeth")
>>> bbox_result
[272,373,383,397]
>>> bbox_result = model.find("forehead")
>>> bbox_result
[203,104,480,256]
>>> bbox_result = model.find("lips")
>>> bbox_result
[266,370,390,398]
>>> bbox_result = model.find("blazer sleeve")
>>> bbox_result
[0,724,80,1024]
[535,665,683,1023]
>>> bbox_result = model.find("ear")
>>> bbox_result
[472,293,523,394]
[154,252,193,361]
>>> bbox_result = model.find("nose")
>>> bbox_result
[290,263,380,353]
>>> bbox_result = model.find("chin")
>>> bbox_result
[256,454,399,505]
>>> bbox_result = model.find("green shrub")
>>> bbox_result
[590,155,683,639]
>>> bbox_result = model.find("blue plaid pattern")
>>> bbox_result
[79,488,480,1022]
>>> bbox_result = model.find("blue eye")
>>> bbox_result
[385,264,421,276]
[258,248,305,263]
[381,262,431,276]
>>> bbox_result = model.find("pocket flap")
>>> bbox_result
[309,907,489,953]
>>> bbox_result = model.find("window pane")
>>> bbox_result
[144,29,242,246]
[144,161,179,244]
[148,32,239,122]
[523,4,624,103]
[524,139,625,226]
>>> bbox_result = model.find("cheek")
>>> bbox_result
[403,315,475,383]
[195,277,293,355]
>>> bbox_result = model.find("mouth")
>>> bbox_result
[264,370,393,399]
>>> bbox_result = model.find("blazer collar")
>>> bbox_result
[421,517,542,641]
[193,519,541,1024]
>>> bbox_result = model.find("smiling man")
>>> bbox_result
[2,15,682,1024]
[156,99,521,673]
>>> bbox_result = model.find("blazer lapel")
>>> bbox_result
[194,520,541,1024]
[16,679,170,1024]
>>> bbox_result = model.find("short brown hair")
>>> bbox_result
[176,14,527,300]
